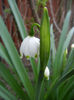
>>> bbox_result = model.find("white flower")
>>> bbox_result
[20,36,40,59]
[44,66,50,80]
[71,44,74,49]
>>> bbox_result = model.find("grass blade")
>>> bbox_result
[62,27,74,54]
[0,81,6,88]
[0,62,29,100]
[30,58,38,81]
[0,85,17,100]
[63,49,74,74]
[60,27,74,69]
[0,43,12,67]
[7,0,27,40]
[50,24,56,62]
[58,77,74,100]
[53,10,71,78]
[0,16,34,100]
[37,57,40,75]
[55,69,74,89]
[65,89,74,100]
[45,69,74,100]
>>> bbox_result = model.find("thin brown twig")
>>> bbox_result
[55,0,64,17]
[28,0,40,24]
[49,0,61,33]
[24,0,28,20]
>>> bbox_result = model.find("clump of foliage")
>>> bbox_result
[0,0,74,100]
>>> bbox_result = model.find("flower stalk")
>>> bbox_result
[35,7,50,100]
[29,23,40,36]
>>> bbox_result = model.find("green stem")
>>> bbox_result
[35,67,44,100]
[29,23,40,36]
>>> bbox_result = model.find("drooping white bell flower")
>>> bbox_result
[20,36,40,59]
[71,44,74,49]
[44,66,50,80]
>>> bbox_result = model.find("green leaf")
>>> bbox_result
[63,49,74,74]
[67,0,72,11]
[7,0,27,40]
[37,57,40,75]
[0,85,17,100]
[60,27,74,66]
[0,81,6,88]
[45,69,74,100]
[0,62,29,100]
[53,10,71,78]
[37,79,45,100]
[58,76,74,100]
[0,16,34,100]
[61,49,67,72]
[40,7,50,69]
[60,27,74,72]
[63,28,74,53]
[55,69,74,89]
[50,24,56,63]
[65,89,74,100]
[30,57,38,81]
[0,43,12,67]
[45,77,58,100]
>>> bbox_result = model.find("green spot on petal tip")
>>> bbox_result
[26,56,30,60]
[35,54,37,58]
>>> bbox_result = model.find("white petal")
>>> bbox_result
[20,36,40,59]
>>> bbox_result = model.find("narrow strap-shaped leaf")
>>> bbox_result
[59,27,74,70]
[50,24,56,62]
[53,10,71,78]
[37,57,40,75]
[0,43,12,67]
[55,69,74,89]
[0,16,34,100]
[44,77,58,100]
[62,27,74,55]
[0,62,29,100]
[63,49,74,74]
[38,79,45,100]
[7,0,27,40]
[45,69,74,100]
[0,81,6,88]
[0,85,17,100]
[0,43,17,73]
[60,82,74,100]
[57,76,74,100]
[30,58,38,81]
[65,89,74,100]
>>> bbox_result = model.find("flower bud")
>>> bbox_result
[71,44,74,49]
[40,7,50,68]
[44,66,50,80]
